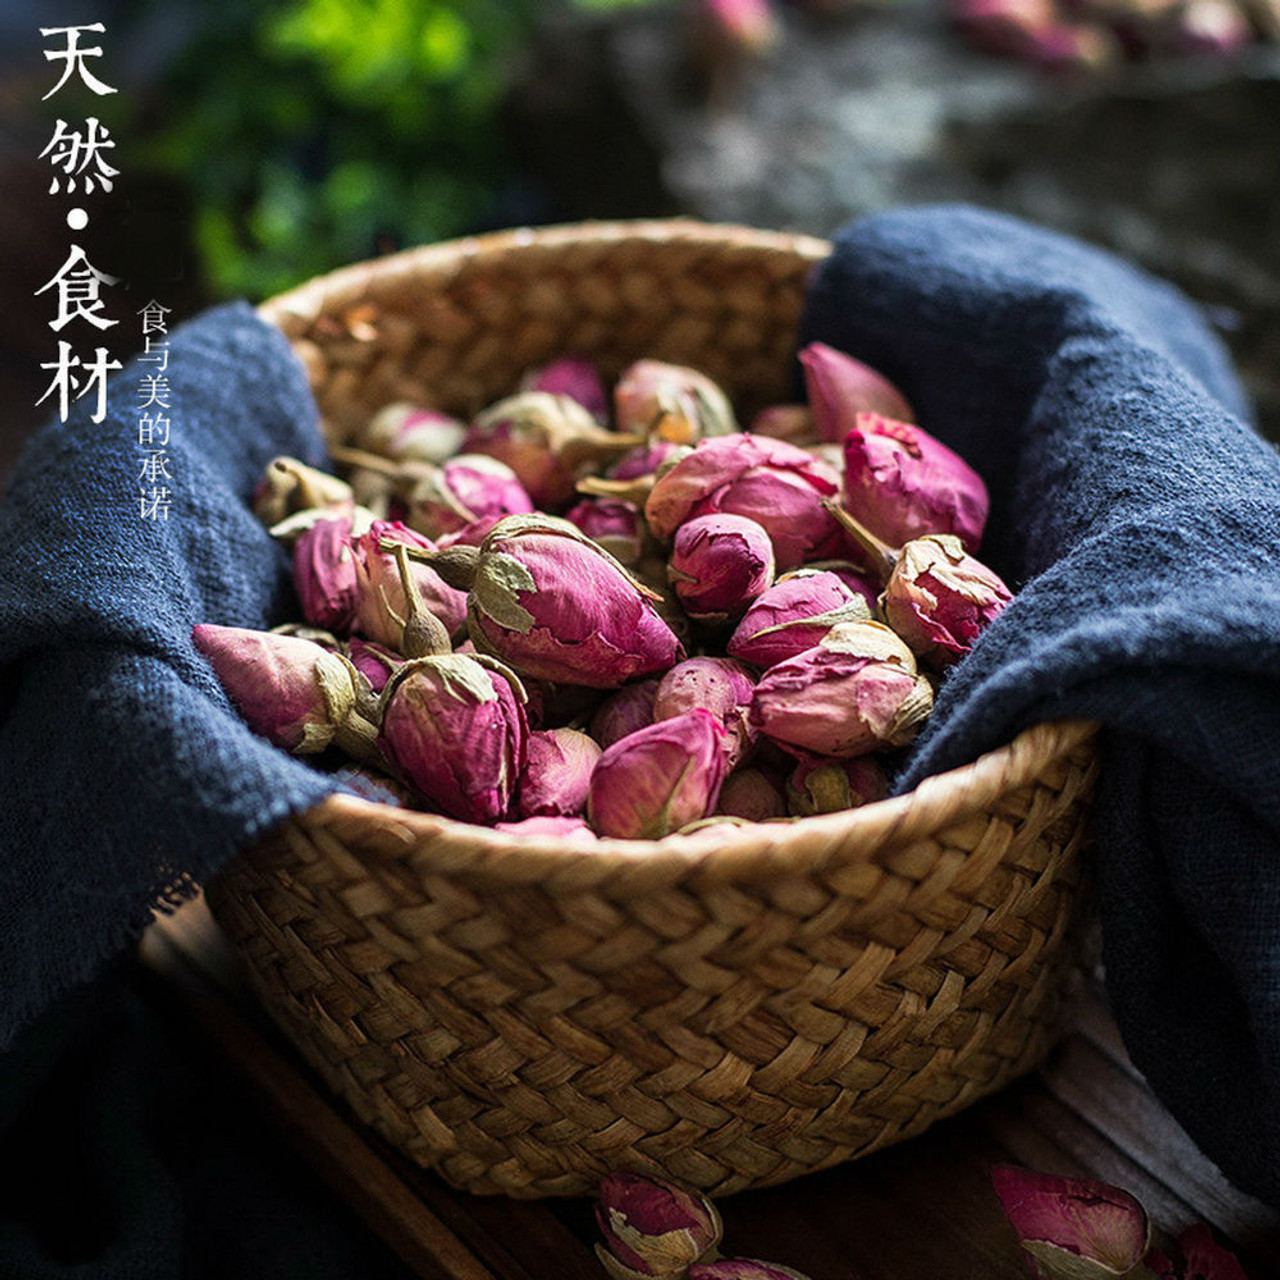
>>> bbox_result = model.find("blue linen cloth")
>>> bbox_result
[1,208,1278,1210]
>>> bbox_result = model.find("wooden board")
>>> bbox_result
[137,896,1280,1280]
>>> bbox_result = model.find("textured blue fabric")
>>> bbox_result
[0,302,342,1048]
[801,205,1280,1205]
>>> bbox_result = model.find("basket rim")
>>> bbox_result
[256,217,834,333]
[283,719,1099,881]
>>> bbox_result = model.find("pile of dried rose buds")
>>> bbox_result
[195,345,1014,840]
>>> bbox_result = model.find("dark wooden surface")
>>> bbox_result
[137,897,1280,1280]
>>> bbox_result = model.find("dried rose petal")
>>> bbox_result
[786,753,888,816]
[346,638,402,693]
[518,727,602,819]
[654,657,757,770]
[494,815,599,841]
[1172,1223,1249,1280]
[668,513,775,621]
[800,341,915,442]
[522,355,609,423]
[843,411,989,552]
[615,359,737,444]
[590,679,661,749]
[727,569,874,669]
[595,1172,723,1280]
[565,497,644,564]
[292,515,361,632]
[587,709,730,839]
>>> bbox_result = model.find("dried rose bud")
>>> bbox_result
[949,0,1058,52]
[654,657,757,769]
[609,440,688,482]
[1025,20,1120,69]
[1167,0,1251,52]
[404,454,534,540]
[565,497,645,564]
[590,678,660,748]
[883,535,1012,668]
[844,412,989,553]
[646,434,844,572]
[351,521,467,650]
[749,404,816,445]
[728,569,874,669]
[446,515,684,688]
[689,1261,814,1280]
[193,624,376,760]
[251,456,353,528]
[990,1166,1150,1280]
[494,815,599,841]
[717,767,787,821]
[522,355,609,423]
[595,1172,723,1280]
[465,392,640,508]
[346,638,403,693]
[378,654,528,824]
[356,404,467,464]
[668,513,775,622]
[751,622,933,757]
[293,515,360,632]
[801,560,881,610]
[437,514,505,548]
[587,709,730,839]
[787,753,888,816]
[701,0,782,54]
[615,359,737,444]
[1148,1224,1249,1280]
[518,728,602,819]
[800,342,915,443]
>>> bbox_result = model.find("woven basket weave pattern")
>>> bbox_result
[209,221,1100,1198]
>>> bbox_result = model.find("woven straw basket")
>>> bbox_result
[206,220,1101,1199]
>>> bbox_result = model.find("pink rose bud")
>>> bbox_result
[464,516,685,688]
[251,456,353,528]
[990,1166,1150,1280]
[465,392,640,509]
[689,1261,814,1280]
[1025,21,1120,70]
[522,355,609,423]
[565,497,645,564]
[437,513,506,549]
[609,440,688,482]
[702,0,782,53]
[1151,1224,1249,1280]
[494,815,599,841]
[654,657,757,770]
[749,404,817,446]
[804,560,881,610]
[717,766,787,821]
[787,752,888,816]
[727,569,875,669]
[518,728,602,819]
[587,709,730,838]
[800,342,915,443]
[346,638,402,693]
[1168,0,1250,52]
[405,454,534,541]
[351,521,468,650]
[751,622,933,757]
[193,624,372,757]
[378,654,528,824]
[615,359,738,444]
[356,404,467,464]
[948,0,1058,53]
[292,515,361,632]
[882,535,1012,669]
[843,412,989,553]
[595,1172,723,1280]
[646,434,845,572]
[590,678,660,748]
[668,514,775,622]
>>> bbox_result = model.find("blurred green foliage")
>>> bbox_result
[135,0,658,300]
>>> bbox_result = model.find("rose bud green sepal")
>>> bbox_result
[352,520,467,650]
[565,497,645,564]
[799,341,915,442]
[645,434,844,572]
[292,515,361,632]
[717,767,787,821]
[595,1171,723,1280]
[356,403,467,464]
[590,678,661,749]
[883,534,1013,668]
[727,569,874,669]
[654,657,757,770]
[668,513,775,623]
[614,359,738,444]
[452,515,685,688]
[751,621,933,758]
[786,752,888,817]
[990,1166,1150,1280]
[377,654,528,824]
[193,624,377,759]
[522,355,609,423]
[518,728,602,819]
[689,1261,814,1280]
[587,709,730,839]
[465,392,641,508]
[251,456,354,528]
[843,411,989,552]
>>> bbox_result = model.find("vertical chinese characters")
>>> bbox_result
[137,303,174,522]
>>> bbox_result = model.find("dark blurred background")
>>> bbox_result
[2,0,1277,480]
